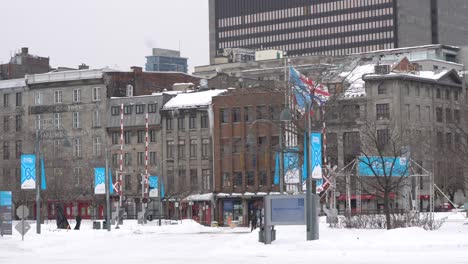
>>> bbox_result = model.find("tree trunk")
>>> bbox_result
[383,191,391,230]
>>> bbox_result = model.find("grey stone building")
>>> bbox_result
[106,92,174,219]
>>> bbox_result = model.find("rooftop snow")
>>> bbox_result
[0,78,26,89]
[162,89,226,110]
[340,64,375,99]
[365,69,451,81]
[27,69,104,84]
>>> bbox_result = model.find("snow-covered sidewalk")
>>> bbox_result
[1,213,467,264]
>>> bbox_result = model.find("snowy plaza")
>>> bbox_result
[1,212,468,264]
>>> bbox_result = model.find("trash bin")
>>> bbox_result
[102,221,108,229]
[258,227,265,243]
[93,221,101,230]
[271,226,276,242]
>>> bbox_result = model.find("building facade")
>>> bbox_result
[0,48,50,80]
[145,48,189,73]
[209,0,468,63]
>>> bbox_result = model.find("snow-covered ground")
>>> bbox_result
[1,212,467,264]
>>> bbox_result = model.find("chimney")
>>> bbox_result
[21,47,29,55]
[131,66,143,73]
[78,63,89,70]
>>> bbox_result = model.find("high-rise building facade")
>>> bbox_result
[209,0,468,64]
[145,48,188,73]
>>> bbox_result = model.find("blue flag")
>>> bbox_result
[274,152,280,185]
[41,156,46,190]
[161,181,165,198]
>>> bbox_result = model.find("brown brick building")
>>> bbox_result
[212,88,284,226]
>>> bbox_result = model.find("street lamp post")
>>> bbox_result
[35,127,41,234]
[305,101,319,241]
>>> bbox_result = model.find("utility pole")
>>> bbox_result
[35,128,41,234]
[105,147,111,231]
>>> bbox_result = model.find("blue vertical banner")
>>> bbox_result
[148,176,159,197]
[0,191,13,235]
[274,153,280,185]
[109,168,114,195]
[160,181,165,198]
[302,132,308,182]
[40,156,46,190]
[21,154,36,189]
[94,168,106,194]
[311,133,322,179]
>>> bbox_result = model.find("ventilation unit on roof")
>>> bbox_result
[374,65,390,74]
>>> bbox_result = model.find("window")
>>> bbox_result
[222,172,231,187]
[436,107,443,123]
[167,141,174,158]
[111,132,119,145]
[92,87,101,101]
[201,114,208,128]
[454,90,459,101]
[3,142,9,160]
[445,89,450,100]
[15,115,22,131]
[190,139,197,157]
[137,130,145,143]
[136,104,145,114]
[189,115,197,129]
[378,83,387,95]
[149,130,156,142]
[148,103,158,113]
[405,104,410,121]
[54,113,62,129]
[244,106,253,122]
[446,108,452,123]
[232,107,241,123]
[112,154,119,166]
[202,169,211,190]
[247,171,255,186]
[124,105,132,115]
[72,112,81,129]
[376,103,389,120]
[73,89,81,103]
[93,110,101,127]
[234,172,242,187]
[166,117,173,130]
[54,90,62,104]
[454,109,460,124]
[111,106,120,116]
[124,131,131,144]
[232,138,241,154]
[124,153,132,165]
[15,92,22,106]
[202,139,210,158]
[377,129,389,148]
[150,152,156,165]
[54,140,62,157]
[3,116,9,132]
[3,94,9,107]
[73,138,82,157]
[220,108,229,123]
[15,140,22,159]
[93,136,101,156]
[178,140,185,159]
[126,85,133,97]
[259,171,267,186]
[190,169,198,189]
[256,106,267,119]
[125,175,131,191]
[36,114,43,130]
[137,152,144,166]
[74,167,82,186]
[35,91,43,105]
[221,139,230,155]
[178,116,185,130]
[436,88,441,99]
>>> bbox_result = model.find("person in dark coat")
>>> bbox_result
[250,210,257,232]
[74,214,82,230]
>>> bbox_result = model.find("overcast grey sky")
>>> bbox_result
[0,0,209,73]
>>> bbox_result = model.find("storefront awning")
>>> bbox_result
[182,193,214,202]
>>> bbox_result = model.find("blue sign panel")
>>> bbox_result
[148,176,159,198]
[358,156,409,177]
[274,148,300,185]
[94,168,106,194]
[271,197,305,224]
[40,156,47,190]
[311,133,322,179]
[0,191,13,235]
[21,154,36,189]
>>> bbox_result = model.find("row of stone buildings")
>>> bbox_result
[0,44,467,225]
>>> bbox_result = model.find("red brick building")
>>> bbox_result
[212,88,284,226]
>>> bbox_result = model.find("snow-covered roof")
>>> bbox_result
[0,78,26,90]
[340,64,375,99]
[162,89,227,110]
[27,69,104,84]
[365,69,452,81]
[184,193,214,201]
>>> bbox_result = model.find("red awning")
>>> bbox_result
[418,195,430,200]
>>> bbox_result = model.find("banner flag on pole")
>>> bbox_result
[21,154,36,189]
[161,181,165,198]
[40,156,46,190]
[109,168,114,195]
[94,168,106,194]
[274,152,280,185]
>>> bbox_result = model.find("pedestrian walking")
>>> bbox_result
[250,210,257,232]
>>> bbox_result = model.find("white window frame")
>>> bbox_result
[54,90,62,104]
[72,112,81,129]
[35,91,43,105]
[73,89,81,103]
[92,87,101,101]
[74,138,82,157]
[126,85,133,97]
[54,113,62,129]
[93,110,101,127]
[93,136,101,156]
